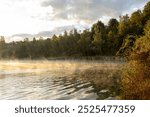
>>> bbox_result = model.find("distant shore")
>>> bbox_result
[0,56,126,62]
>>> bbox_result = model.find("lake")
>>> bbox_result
[0,59,123,100]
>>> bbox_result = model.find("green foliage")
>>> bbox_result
[0,36,6,58]
[144,20,150,38]
[107,18,119,54]
[118,15,130,37]
[78,29,94,56]
[132,20,150,60]
[0,1,150,100]
[0,2,150,60]
[116,35,136,57]
[143,1,150,24]
[92,21,107,55]
[129,10,143,35]
[121,20,150,100]
[108,18,119,34]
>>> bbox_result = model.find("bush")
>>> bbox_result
[121,20,150,99]
[121,60,150,99]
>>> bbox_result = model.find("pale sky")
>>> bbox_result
[0,0,148,41]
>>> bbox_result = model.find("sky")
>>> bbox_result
[0,0,149,42]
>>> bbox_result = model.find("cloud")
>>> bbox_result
[41,0,148,24]
[52,25,75,34]
[1,0,149,41]
[6,25,76,42]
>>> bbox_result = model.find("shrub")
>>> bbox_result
[121,20,150,99]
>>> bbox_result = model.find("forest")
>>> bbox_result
[0,2,150,59]
[0,2,150,99]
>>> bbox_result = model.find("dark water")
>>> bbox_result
[0,60,123,100]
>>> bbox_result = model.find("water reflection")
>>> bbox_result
[0,60,123,100]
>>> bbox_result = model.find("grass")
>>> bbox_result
[121,59,150,99]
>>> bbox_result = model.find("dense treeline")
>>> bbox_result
[0,2,150,99]
[0,2,149,59]
[121,18,150,99]
[120,2,150,99]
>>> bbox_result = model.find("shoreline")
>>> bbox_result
[0,56,126,62]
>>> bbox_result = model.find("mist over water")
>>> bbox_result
[0,60,123,100]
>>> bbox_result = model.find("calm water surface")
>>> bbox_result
[0,60,123,100]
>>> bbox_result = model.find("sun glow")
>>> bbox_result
[0,0,54,36]
[0,0,148,39]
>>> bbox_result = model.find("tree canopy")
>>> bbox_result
[0,2,150,59]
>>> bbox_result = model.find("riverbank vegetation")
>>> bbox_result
[121,19,150,99]
[118,2,150,99]
[0,2,150,99]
